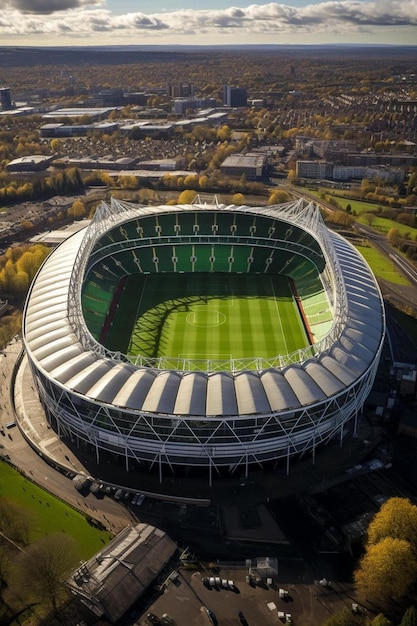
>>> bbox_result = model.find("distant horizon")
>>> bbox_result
[1,42,417,50]
[0,1,416,47]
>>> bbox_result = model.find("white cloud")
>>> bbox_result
[0,1,416,39]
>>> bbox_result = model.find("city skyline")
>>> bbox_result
[0,0,416,47]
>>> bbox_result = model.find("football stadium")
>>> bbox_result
[22,197,385,484]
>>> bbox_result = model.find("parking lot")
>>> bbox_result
[136,567,356,626]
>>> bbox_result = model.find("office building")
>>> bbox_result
[223,85,248,107]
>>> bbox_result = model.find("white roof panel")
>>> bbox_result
[142,371,181,413]
[260,369,301,411]
[206,373,238,416]
[235,372,271,414]
[284,367,326,405]
[113,369,156,409]
[174,372,207,416]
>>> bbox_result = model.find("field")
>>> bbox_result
[106,273,309,368]
[0,461,110,557]
[355,243,411,286]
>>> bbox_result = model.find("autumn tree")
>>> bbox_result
[355,536,417,606]
[178,189,198,204]
[68,199,86,219]
[0,244,50,294]
[232,193,246,205]
[216,124,232,141]
[367,497,417,549]
[387,227,401,247]
[325,210,355,227]
[268,189,290,205]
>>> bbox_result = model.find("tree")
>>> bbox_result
[0,499,34,547]
[321,607,364,626]
[216,124,232,141]
[387,227,401,247]
[232,192,245,205]
[325,210,355,227]
[401,606,417,626]
[50,138,62,153]
[198,175,209,189]
[10,533,80,613]
[354,536,417,606]
[178,189,197,204]
[367,497,417,550]
[268,190,290,205]
[362,212,376,226]
[397,212,415,227]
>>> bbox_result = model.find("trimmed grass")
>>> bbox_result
[356,214,417,240]
[0,461,111,558]
[296,185,417,239]
[107,273,309,369]
[354,243,411,286]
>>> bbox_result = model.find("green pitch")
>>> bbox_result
[105,273,309,368]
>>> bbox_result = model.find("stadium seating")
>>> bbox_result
[83,210,331,341]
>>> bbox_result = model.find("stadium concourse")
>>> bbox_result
[20,197,385,499]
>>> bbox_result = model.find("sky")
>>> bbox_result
[0,0,416,47]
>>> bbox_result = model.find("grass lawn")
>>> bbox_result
[0,461,111,558]
[107,273,309,369]
[356,214,417,240]
[354,243,411,286]
[300,188,379,216]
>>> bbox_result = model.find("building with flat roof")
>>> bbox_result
[6,154,56,172]
[42,107,117,121]
[220,153,267,180]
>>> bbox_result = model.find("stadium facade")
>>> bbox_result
[22,198,385,484]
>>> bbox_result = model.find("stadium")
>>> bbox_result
[22,197,385,485]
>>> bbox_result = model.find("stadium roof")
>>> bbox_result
[23,201,384,420]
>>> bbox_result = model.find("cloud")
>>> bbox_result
[0,0,103,13]
[0,1,416,38]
